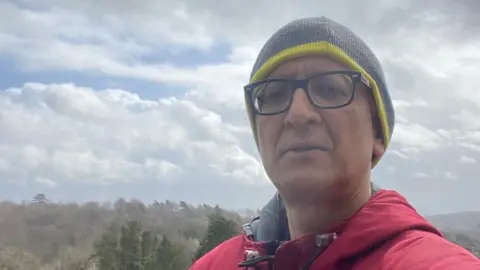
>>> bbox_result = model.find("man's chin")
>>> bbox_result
[280,149,329,163]
[273,170,335,194]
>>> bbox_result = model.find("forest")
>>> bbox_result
[0,194,478,269]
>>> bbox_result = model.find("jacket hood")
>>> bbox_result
[243,182,382,242]
[322,189,441,265]
[242,191,290,242]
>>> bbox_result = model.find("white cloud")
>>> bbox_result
[0,83,267,187]
[459,156,476,164]
[414,172,431,179]
[393,124,445,152]
[392,99,429,109]
[451,110,480,131]
[445,171,457,181]
[413,170,457,181]
[35,177,57,188]
[390,150,409,160]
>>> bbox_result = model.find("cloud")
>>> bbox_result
[393,124,445,152]
[0,83,267,188]
[1,0,480,214]
[413,169,457,181]
[459,156,476,164]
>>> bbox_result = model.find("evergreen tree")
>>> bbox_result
[92,215,236,269]
[155,235,187,270]
[94,224,120,270]
[118,220,143,270]
[140,230,157,270]
[194,213,239,260]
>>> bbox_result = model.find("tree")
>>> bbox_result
[93,224,120,270]
[194,213,239,260]
[155,235,188,270]
[0,247,41,270]
[140,230,157,270]
[179,201,191,212]
[118,220,143,270]
[93,221,189,270]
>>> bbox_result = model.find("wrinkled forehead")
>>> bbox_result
[268,56,352,79]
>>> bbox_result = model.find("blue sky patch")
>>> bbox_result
[138,41,231,67]
[0,57,189,100]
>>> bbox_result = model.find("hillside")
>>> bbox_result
[427,211,480,234]
[0,198,478,269]
[427,211,480,256]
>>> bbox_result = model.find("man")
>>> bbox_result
[191,17,480,269]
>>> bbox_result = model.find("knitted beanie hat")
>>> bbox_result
[245,16,395,165]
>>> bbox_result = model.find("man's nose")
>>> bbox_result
[283,89,323,128]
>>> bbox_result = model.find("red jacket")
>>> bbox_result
[191,189,480,269]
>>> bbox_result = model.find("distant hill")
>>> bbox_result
[426,211,480,256]
[427,211,480,234]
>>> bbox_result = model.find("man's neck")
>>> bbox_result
[284,180,372,240]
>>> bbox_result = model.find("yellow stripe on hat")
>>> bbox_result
[245,41,390,166]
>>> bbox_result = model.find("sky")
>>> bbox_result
[0,0,479,215]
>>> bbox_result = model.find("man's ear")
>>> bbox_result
[371,137,385,166]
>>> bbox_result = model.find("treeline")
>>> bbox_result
[0,199,252,269]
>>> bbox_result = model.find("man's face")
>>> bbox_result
[256,56,383,194]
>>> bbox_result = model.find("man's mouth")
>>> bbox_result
[286,145,327,154]
[292,146,323,152]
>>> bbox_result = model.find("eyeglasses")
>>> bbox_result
[244,70,370,115]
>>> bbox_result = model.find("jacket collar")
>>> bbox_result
[243,182,380,242]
